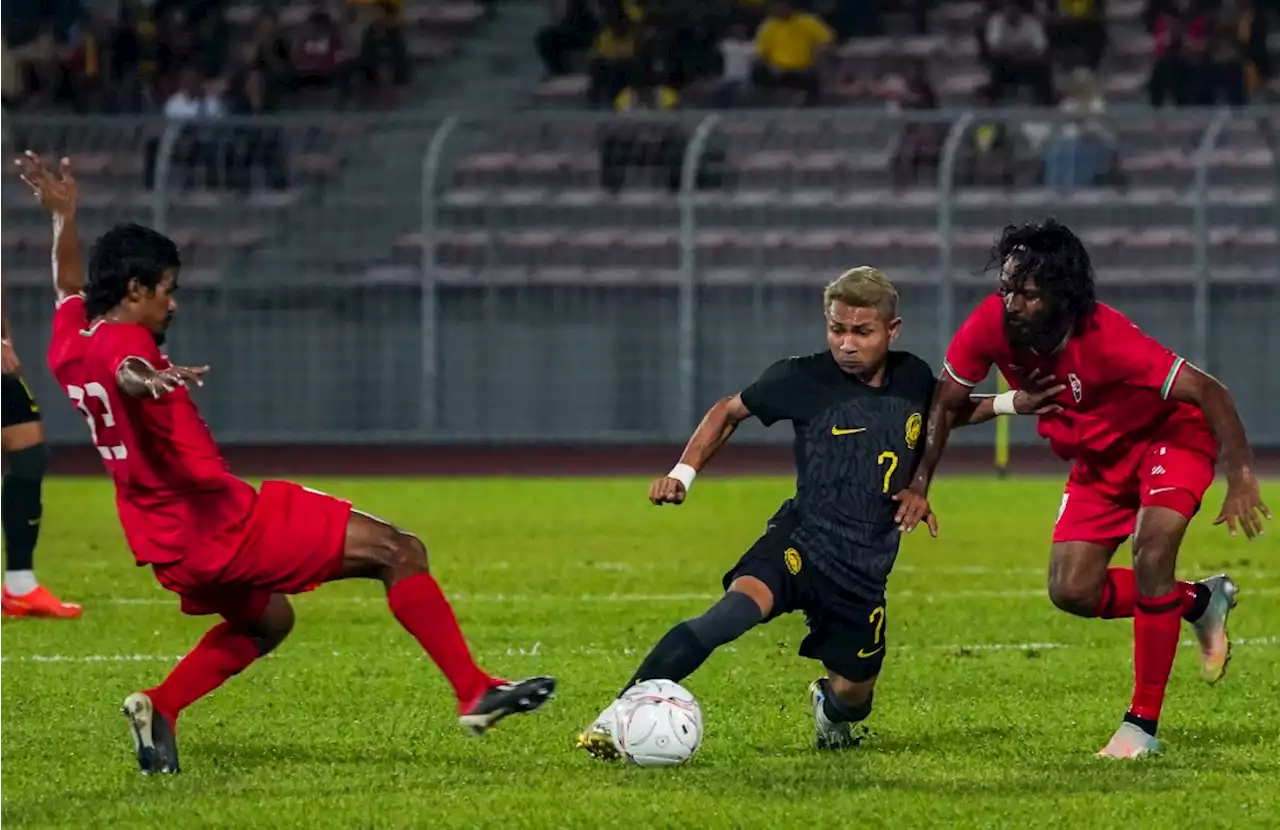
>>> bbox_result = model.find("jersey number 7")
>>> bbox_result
[67,383,128,460]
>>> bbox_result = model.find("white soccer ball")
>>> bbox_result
[613,679,703,767]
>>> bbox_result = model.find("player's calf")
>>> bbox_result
[619,587,765,696]
[340,511,556,731]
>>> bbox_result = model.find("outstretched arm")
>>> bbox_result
[893,372,1064,535]
[649,394,755,505]
[1168,364,1270,538]
[14,152,83,301]
[116,357,209,399]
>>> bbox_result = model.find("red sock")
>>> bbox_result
[1093,569,1202,620]
[387,572,496,711]
[146,622,261,723]
[1129,589,1184,723]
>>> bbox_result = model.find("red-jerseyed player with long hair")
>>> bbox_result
[17,151,555,775]
[895,219,1269,758]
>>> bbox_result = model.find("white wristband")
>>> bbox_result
[992,390,1018,416]
[668,463,697,491]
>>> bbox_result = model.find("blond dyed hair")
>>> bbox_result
[823,267,899,320]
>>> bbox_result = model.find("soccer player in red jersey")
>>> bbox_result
[896,220,1270,758]
[17,151,555,775]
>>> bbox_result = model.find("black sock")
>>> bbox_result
[1182,583,1212,623]
[620,622,709,696]
[1123,711,1159,737]
[2,472,43,573]
[821,680,873,724]
[619,591,764,696]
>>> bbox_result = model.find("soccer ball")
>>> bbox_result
[613,679,703,767]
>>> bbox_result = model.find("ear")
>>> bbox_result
[124,277,145,302]
[887,316,903,342]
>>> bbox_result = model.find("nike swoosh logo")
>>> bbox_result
[857,646,885,658]
[831,426,867,436]
[1148,487,1177,496]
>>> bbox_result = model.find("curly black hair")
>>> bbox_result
[988,219,1096,329]
[85,224,181,320]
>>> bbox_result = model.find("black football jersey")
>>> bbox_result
[740,349,934,597]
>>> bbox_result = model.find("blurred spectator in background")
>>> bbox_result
[880,59,943,187]
[982,0,1056,104]
[961,85,1018,186]
[600,63,682,193]
[1203,0,1270,104]
[713,21,756,106]
[587,5,641,107]
[294,8,348,105]
[358,1,411,105]
[249,11,292,91]
[227,52,289,193]
[60,11,107,112]
[1043,67,1120,189]
[145,66,228,190]
[7,20,63,108]
[1047,0,1107,70]
[1148,0,1207,106]
[752,0,834,106]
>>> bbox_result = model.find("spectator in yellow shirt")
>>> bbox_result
[751,1,833,105]
[587,7,641,107]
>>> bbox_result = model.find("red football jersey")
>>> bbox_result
[47,295,256,566]
[942,295,1216,466]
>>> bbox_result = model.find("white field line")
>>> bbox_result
[4,636,1279,665]
[99,585,1280,607]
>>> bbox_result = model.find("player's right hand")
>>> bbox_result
[649,477,688,505]
[146,365,209,397]
[14,151,78,216]
[893,485,938,536]
[1013,369,1067,415]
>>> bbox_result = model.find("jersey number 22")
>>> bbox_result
[67,383,128,460]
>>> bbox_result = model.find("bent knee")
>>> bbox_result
[383,529,429,576]
[245,595,295,655]
[1047,576,1101,617]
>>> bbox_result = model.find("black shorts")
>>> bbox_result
[1,374,41,429]
[722,514,887,682]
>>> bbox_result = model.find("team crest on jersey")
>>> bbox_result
[905,412,922,450]
[1068,373,1083,403]
[784,547,802,575]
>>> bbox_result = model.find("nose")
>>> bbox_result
[840,334,858,352]
[1003,292,1022,313]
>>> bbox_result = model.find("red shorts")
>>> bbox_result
[1052,428,1216,549]
[152,480,352,620]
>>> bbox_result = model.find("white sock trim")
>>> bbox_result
[5,570,39,596]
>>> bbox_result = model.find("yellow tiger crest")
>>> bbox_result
[905,412,922,450]
[784,547,802,576]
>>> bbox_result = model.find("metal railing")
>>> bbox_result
[3,107,1278,445]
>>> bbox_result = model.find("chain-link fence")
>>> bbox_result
[3,108,1278,446]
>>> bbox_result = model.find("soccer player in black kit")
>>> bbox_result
[577,267,1062,754]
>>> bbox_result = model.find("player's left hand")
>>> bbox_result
[14,151,77,216]
[1,339,19,374]
[1215,469,1271,540]
[892,487,938,537]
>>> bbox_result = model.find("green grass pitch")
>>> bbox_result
[3,476,1278,829]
